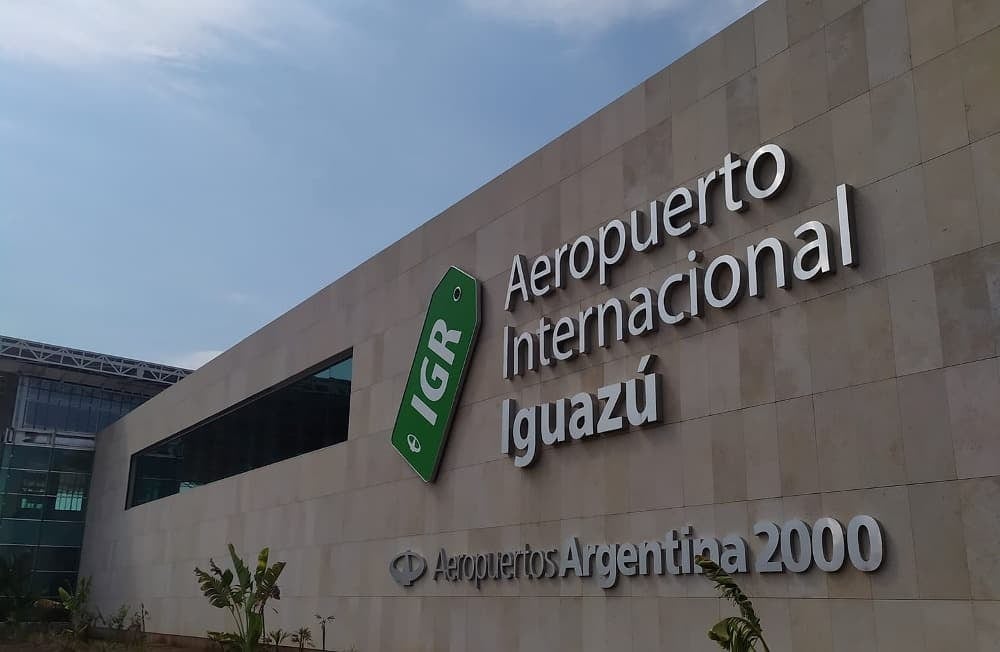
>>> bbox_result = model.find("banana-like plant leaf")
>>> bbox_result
[254,561,286,608]
[229,543,253,595]
[196,544,286,652]
[255,548,270,583]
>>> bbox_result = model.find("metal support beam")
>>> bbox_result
[0,335,191,385]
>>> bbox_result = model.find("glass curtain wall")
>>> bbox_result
[0,376,149,597]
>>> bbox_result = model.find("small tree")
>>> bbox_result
[695,555,771,652]
[130,603,150,647]
[291,627,312,652]
[0,553,35,620]
[313,615,334,652]
[99,604,131,632]
[34,576,95,642]
[194,544,286,652]
[267,629,290,652]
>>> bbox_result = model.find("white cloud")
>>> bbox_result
[166,349,223,370]
[0,0,332,68]
[463,0,763,33]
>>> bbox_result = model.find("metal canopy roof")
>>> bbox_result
[0,335,191,385]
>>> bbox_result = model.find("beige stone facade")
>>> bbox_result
[81,0,1000,649]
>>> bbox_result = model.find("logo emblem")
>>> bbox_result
[406,433,422,453]
[389,550,427,587]
[390,267,482,482]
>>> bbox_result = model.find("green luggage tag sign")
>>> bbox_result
[391,267,481,482]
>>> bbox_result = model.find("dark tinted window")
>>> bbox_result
[39,521,83,546]
[51,449,93,473]
[1,494,46,520]
[2,445,52,471]
[30,571,76,597]
[0,469,49,495]
[127,354,351,508]
[0,520,39,545]
[34,546,81,572]
[15,377,147,433]
[0,545,34,566]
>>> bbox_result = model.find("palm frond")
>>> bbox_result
[695,556,761,630]
[208,630,242,651]
[194,566,235,609]
[696,555,770,652]
[708,617,764,652]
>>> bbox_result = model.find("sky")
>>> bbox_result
[0,0,762,369]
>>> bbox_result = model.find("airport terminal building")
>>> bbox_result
[0,336,187,598]
[81,0,1000,649]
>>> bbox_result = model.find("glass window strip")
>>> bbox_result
[127,352,351,508]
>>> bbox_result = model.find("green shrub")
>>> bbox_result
[194,544,285,652]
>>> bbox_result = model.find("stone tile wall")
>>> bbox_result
[81,0,1000,649]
